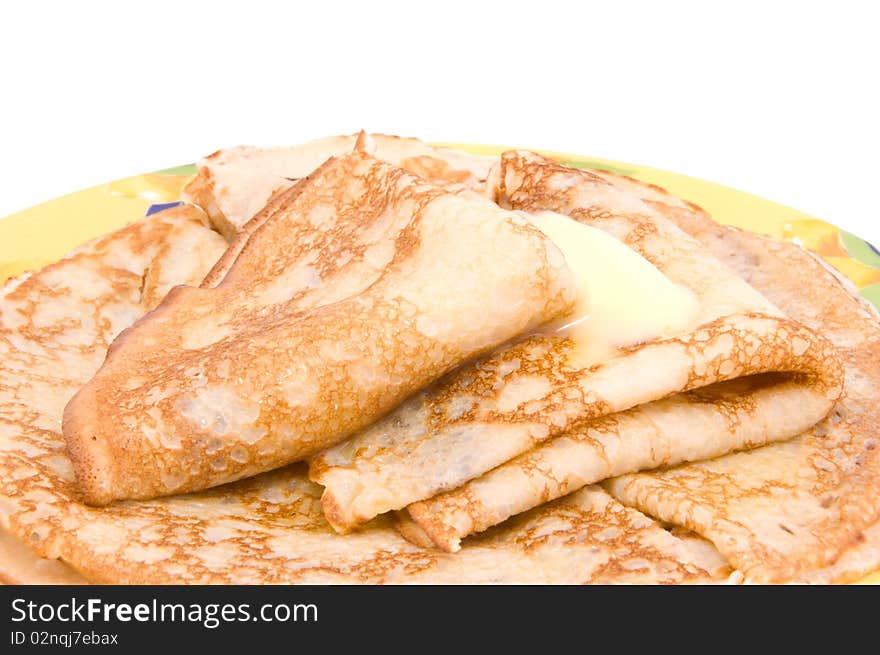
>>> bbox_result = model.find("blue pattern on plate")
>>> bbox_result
[145,201,183,216]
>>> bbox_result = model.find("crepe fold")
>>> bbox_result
[1,212,733,583]
[62,147,575,505]
[183,133,495,240]
[309,151,844,542]
[597,186,880,583]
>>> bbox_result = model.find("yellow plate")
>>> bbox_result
[1,145,878,583]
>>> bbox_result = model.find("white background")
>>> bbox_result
[1,1,878,245]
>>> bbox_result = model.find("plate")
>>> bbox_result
[1,144,878,583]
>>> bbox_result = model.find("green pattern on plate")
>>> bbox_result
[862,283,880,311]
[560,160,635,176]
[153,163,197,176]
[840,230,880,269]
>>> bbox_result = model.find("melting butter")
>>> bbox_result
[521,210,700,367]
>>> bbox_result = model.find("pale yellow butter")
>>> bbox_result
[520,210,700,366]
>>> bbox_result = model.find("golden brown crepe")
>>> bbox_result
[0,527,87,585]
[140,209,227,311]
[600,182,880,582]
[62,146,575,505]
[311,151,843,540]
[0,208,732,582]
[406,374,815,551]
[405,164,880,581]
[183,133,495,239]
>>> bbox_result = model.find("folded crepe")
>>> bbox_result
[62,144,575,505]
[0,210,734,583]
[309,151,844,541]
[183,132,495,239]
[595,180,880,582]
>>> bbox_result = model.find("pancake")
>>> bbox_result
[140,207,228,311]
[62,144,575,505]
[0,209,733,582]
[310,151,843,537]
[183,133,496,240]
[0,527,86,585]
[405,373,816,551]
[600,186,880,582]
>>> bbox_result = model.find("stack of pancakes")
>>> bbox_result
[1,133,877,583]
